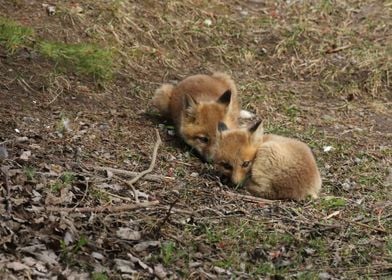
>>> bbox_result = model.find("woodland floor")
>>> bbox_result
[0,1,391,279]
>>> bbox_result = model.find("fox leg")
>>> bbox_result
[245,179,277,200]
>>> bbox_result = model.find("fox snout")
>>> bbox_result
[231,170,248,186]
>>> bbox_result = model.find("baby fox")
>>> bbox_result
[152,73,240,160]
[211,121,321,200]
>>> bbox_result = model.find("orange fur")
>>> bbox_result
[211,122,321,200]
[152,73,240,160]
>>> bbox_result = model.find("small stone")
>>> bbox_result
[204,19,212,26]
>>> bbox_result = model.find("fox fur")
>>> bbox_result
[211,121,322,200]
[152,73,240,160]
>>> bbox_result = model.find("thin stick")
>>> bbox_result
[325,44,352,54]
[336,216,388,234]
[221,190,275,204]
[127,129,162,185]
[97,186,134,202]
[114,175,140,203]
[90,166,173,182]
[31,200,159,213]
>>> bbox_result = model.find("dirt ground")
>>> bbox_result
[0,1,391,279]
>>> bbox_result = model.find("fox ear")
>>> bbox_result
[184,94,198,109]
[217,90,231,106]
[218,122,228,133]
[249,120,263,143]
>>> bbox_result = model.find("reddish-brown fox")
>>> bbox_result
[152,73,241,161]
[211,121,322,200]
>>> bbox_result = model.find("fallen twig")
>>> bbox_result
[325,44,352,54]
[336,216,388,234]
[125,129,162,202]
[30,200,159,213]
[127,129,162,185]
[221,190,275,204]
[90,166,173,182]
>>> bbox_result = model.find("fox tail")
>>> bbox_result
[152,83,174,116]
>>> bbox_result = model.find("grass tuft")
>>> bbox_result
[39,41,113,82]
[0,17,33,53]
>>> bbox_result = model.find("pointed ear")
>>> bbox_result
[249,120,263,143]
[217,89,231,106]
[218,122,228,133]
[184,94,198,109]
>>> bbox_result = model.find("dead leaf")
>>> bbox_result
[20,150,31,161]
[91,252,105,260]
[127,252,153,273]
[64,231,74,246]
[33,250,59,267]
[0,145,8,159]
[45,187,74,205]
[114,259,136,274]
[116,228,141,241]
[6,261,30,271]
[133,241,160,252]
[154,264,167,279]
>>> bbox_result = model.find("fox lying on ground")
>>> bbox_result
[152,73,242,161]
[211,121,322,200]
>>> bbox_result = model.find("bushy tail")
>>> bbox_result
[152,84,174,116]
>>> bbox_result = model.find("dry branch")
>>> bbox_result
[31,200,159,213]
[91,166,173,182]
[127,129,162,185]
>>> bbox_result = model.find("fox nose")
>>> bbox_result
[232,171,246,186]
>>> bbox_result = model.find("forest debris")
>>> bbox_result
[116,228,141,241]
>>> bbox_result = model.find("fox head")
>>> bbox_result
[211,120,264,186]
[180,89,235,161]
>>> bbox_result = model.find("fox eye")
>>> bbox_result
[221,162,233,170]
[196,136,209,144]
[242,161,251,168]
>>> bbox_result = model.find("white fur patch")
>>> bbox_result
[239,110,255,119]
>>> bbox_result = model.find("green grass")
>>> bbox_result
[60,235,89,266]
[39,41,114,82]
[319,196,347,209]
[91,272,108,280]
[160,241,176,265]
[23,166,36,181]
[0,16,114,83]
[0,17,33,53]
[49,171,76,193]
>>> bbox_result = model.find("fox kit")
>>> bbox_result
[211,121,321,200]
[152,73,240,160]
